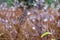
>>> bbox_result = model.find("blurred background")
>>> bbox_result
[0,0,60,40]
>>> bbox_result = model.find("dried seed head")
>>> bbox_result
[57,20,60,27]
[32,26,36,30]
[43,18,48,22]
[49,15,54,21]
[27,11,31,15]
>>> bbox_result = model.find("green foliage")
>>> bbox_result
[6,0,60,8]
[45,0,58,8]
[7,0,14,7]
[45,0,53,4]
[41,32,52,38]
[58,0,60,3]
[18,0,34,5]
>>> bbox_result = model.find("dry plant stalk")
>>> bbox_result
[0,7,60,40]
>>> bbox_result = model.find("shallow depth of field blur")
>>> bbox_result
[0,0,60,40]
